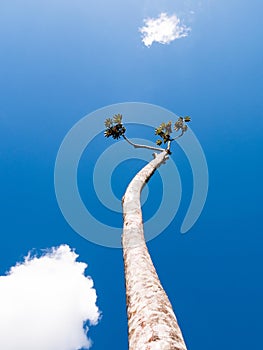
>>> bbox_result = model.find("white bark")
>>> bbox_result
[122,150,187,350]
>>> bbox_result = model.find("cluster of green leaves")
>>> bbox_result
[104,114,126,139]
[155,117,191,145]
[155,121,173,145]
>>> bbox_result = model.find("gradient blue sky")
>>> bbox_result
[1,0,262,349]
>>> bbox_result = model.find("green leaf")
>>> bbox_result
[113,114,123,124]
[104,118,113,128]
[155,127,163,135]
[104,129,112,138]
[174,118,183,131]
[165,121,172,134]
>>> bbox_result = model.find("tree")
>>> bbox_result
[104,114,190,350]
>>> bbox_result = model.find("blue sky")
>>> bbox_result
[0,0,262,349]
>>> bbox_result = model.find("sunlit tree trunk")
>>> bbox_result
[122,150,187,350]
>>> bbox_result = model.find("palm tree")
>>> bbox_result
[104,115,189,349]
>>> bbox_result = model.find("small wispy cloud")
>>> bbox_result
[0,245,100,350]
[139,12,191,47]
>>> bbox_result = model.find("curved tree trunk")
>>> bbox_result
[122,150,187,350]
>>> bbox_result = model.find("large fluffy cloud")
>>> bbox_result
[0,245,100,350]
[139,13,190,47]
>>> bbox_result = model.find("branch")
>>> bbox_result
[167,140,171,152]
[122,134,165,153]
[170,130,184,141]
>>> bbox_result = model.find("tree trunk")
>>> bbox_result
[122,150,187,350]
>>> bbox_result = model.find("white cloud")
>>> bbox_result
[0,245,100,350]
[139,12,191,47]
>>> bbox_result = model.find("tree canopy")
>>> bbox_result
[104,114,191,147]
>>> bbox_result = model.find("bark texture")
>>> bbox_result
[122,151,187,350]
